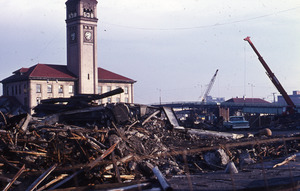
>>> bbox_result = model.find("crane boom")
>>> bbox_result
[202,69,218,103]
[244,36,296,113]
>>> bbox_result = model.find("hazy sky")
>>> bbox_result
[1,0,300,104]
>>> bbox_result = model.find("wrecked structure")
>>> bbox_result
[0,88,299,191]
[0,0,298,189]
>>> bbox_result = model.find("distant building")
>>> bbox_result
[278,91,300,106]
[0,0,136,114]
[220,97,272,118]
[225,97,270,104]
[205,96,225,104]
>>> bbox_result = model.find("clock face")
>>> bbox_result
[84,31,92,40]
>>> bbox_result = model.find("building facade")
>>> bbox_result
[1,64,135,114]
[1,0,136,114]
[97,68,135,104]
[278,91,300,106]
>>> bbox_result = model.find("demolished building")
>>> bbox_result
[0,88,299,190]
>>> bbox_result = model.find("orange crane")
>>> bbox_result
[201,69,218,103]
[244,36,296,114]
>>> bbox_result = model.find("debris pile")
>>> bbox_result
[0,91,299,190]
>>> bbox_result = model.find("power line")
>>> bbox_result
[100,6,300,31]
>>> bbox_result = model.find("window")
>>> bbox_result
[107,97,111,103]
[58,85,63,93]
[83,8,93,18]
[24,97,28,106]
[125,97,129,103]
[68,12,77,19]
[116,97,120,103]
[36,97,41,105]
[36,84,41,93]
[124,86,129,94]
[11,86,14,95]
[47,84,52,93]
[107,86,111,92]
[98,86,102,94]
[69,85,74,93]
[19,85,21,94]
[24,84,27,94]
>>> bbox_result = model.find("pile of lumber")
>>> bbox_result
[0,93,299,190]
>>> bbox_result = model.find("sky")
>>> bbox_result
[0,0,300,104]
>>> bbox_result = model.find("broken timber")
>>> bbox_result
[0,96,300,190]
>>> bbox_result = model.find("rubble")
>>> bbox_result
[224,161,238,174]
[0,91,299,190]
[187,129,244,140]
[0,96,27,116]
[203,149,230,169]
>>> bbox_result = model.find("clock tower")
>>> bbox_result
[66,0,98,94]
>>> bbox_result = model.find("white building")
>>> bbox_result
[278,91,300,106]
[1,0,136,114]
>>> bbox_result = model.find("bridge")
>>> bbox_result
[153,101,296,115]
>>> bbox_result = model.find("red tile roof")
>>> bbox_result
[98,67,136,83]
[30,64,77,79]
[2,64,77,83]
[2,64,135,84]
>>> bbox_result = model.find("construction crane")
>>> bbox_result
[201,69,219,103]
[244,36,296,114]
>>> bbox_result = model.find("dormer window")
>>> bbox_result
[13,68,28,76]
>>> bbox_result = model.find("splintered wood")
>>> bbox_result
[0,102,299,190]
